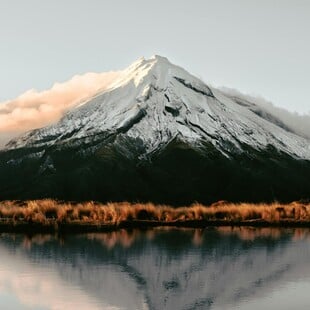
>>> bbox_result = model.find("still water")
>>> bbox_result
[0,227,310,310]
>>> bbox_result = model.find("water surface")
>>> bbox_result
[1,227,310,309]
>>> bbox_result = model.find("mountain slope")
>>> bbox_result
[0,56,310,204]
[6,55,310,159]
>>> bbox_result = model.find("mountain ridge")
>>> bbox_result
[0,56,309,204]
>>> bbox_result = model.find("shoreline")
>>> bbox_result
[1,219,310,234]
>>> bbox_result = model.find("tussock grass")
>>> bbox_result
[0,199,309,225]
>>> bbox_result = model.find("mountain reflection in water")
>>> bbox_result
[0,227,310,310]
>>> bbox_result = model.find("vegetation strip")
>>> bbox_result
[0,199,309,232]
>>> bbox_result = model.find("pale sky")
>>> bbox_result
[0,0,309,114]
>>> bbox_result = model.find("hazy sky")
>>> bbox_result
[0,0,309,114]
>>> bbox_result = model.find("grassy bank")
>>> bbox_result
[0,199,310,233]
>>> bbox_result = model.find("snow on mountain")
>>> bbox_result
[5,55,310,160]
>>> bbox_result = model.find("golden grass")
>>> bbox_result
[0,199,309,225]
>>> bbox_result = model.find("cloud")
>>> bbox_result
[220,87,310,140]
[0,71,121,148]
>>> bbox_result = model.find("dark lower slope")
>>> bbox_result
[0,137,309,205]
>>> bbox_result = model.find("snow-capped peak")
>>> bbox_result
[6,56,310,160]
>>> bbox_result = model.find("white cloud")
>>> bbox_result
[0,71,121,148]
[220,87,310,139]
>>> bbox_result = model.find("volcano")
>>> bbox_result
[1,55,309,204]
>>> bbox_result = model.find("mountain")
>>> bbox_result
[0,55,310,204]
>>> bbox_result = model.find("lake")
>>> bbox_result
[0,227,310,310]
